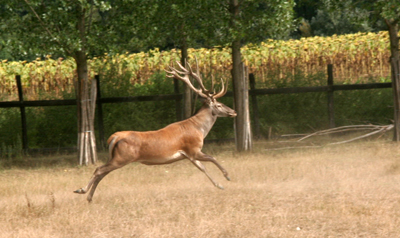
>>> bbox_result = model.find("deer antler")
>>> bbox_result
[166,61,209,98]
[212,78,228,99]
[166,60,228,100]
[188,57,210,94]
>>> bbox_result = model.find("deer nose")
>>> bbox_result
[230,111,237,117]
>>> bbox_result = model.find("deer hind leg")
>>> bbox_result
[195,152,230,181]
[74,163,121,202]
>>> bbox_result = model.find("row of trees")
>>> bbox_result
[0,0,399,164]
[1,0,296,164]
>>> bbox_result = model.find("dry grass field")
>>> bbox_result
[1,141,400,237]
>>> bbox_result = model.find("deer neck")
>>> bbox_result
[189,104,217,138]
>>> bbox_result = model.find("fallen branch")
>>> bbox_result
[264,124,394,151]
[298,125,393,142]
[327,124,393,145]
[265,145,322,151]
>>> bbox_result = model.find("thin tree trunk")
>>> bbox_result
[181,32,192,119]
[230,0,252,152]
[386,20,400,141]
[75,10,98,165]
[76,53,98,165]
[75,51,87,164]
[89,79,98,163]
[240,64,252,150]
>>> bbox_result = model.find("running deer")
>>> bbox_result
[74,61,236,202]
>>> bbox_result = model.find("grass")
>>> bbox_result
[1,140,400,237]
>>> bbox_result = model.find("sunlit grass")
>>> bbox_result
[1,140,400,237]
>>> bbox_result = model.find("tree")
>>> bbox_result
[0,5,14,59]
[309,0,373,36]
[294,0,387,37]
[4,0,142,164]
[223,0,295,151]
[377,0,400,140]
[147,1,200,119]
[138,1,221,120]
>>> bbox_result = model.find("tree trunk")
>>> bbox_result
[75,10,98,165]
[230,0,252,151]
[181,35,192,119]
[386,20,400,141]
[75,51,98,165]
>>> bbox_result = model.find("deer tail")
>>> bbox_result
[108,135,119,161]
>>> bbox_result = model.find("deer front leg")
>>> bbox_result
[179,151,225,189]
[189,158,225,189]
[195,152,230,181]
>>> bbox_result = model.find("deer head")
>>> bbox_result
[165,60,236,118]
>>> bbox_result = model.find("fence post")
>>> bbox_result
[16,75,28,152]
[327,64,335,128]
[249,73,261,139]
[95,75,106,149]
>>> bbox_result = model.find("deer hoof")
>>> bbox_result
[74,188,85,194]
[216,184,224,190]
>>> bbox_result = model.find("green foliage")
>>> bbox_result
[0,108,23,155]
[4,0,117,59]
[306,0,400,37]
[26,106,77,148]
[258,92,328,135]
[254,70,392,136]
[256,70,328,134]
[310,0,374,36]
[218,0,296,43]
[101,72,177,135]
[0,105,77,154]
[335,88,393,126]
[377,0,400,21]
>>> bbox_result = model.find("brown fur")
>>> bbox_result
[75,102,236,202]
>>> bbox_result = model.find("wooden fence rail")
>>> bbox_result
[0,64,393,153]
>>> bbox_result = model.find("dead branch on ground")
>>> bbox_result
[265,124,394,151]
